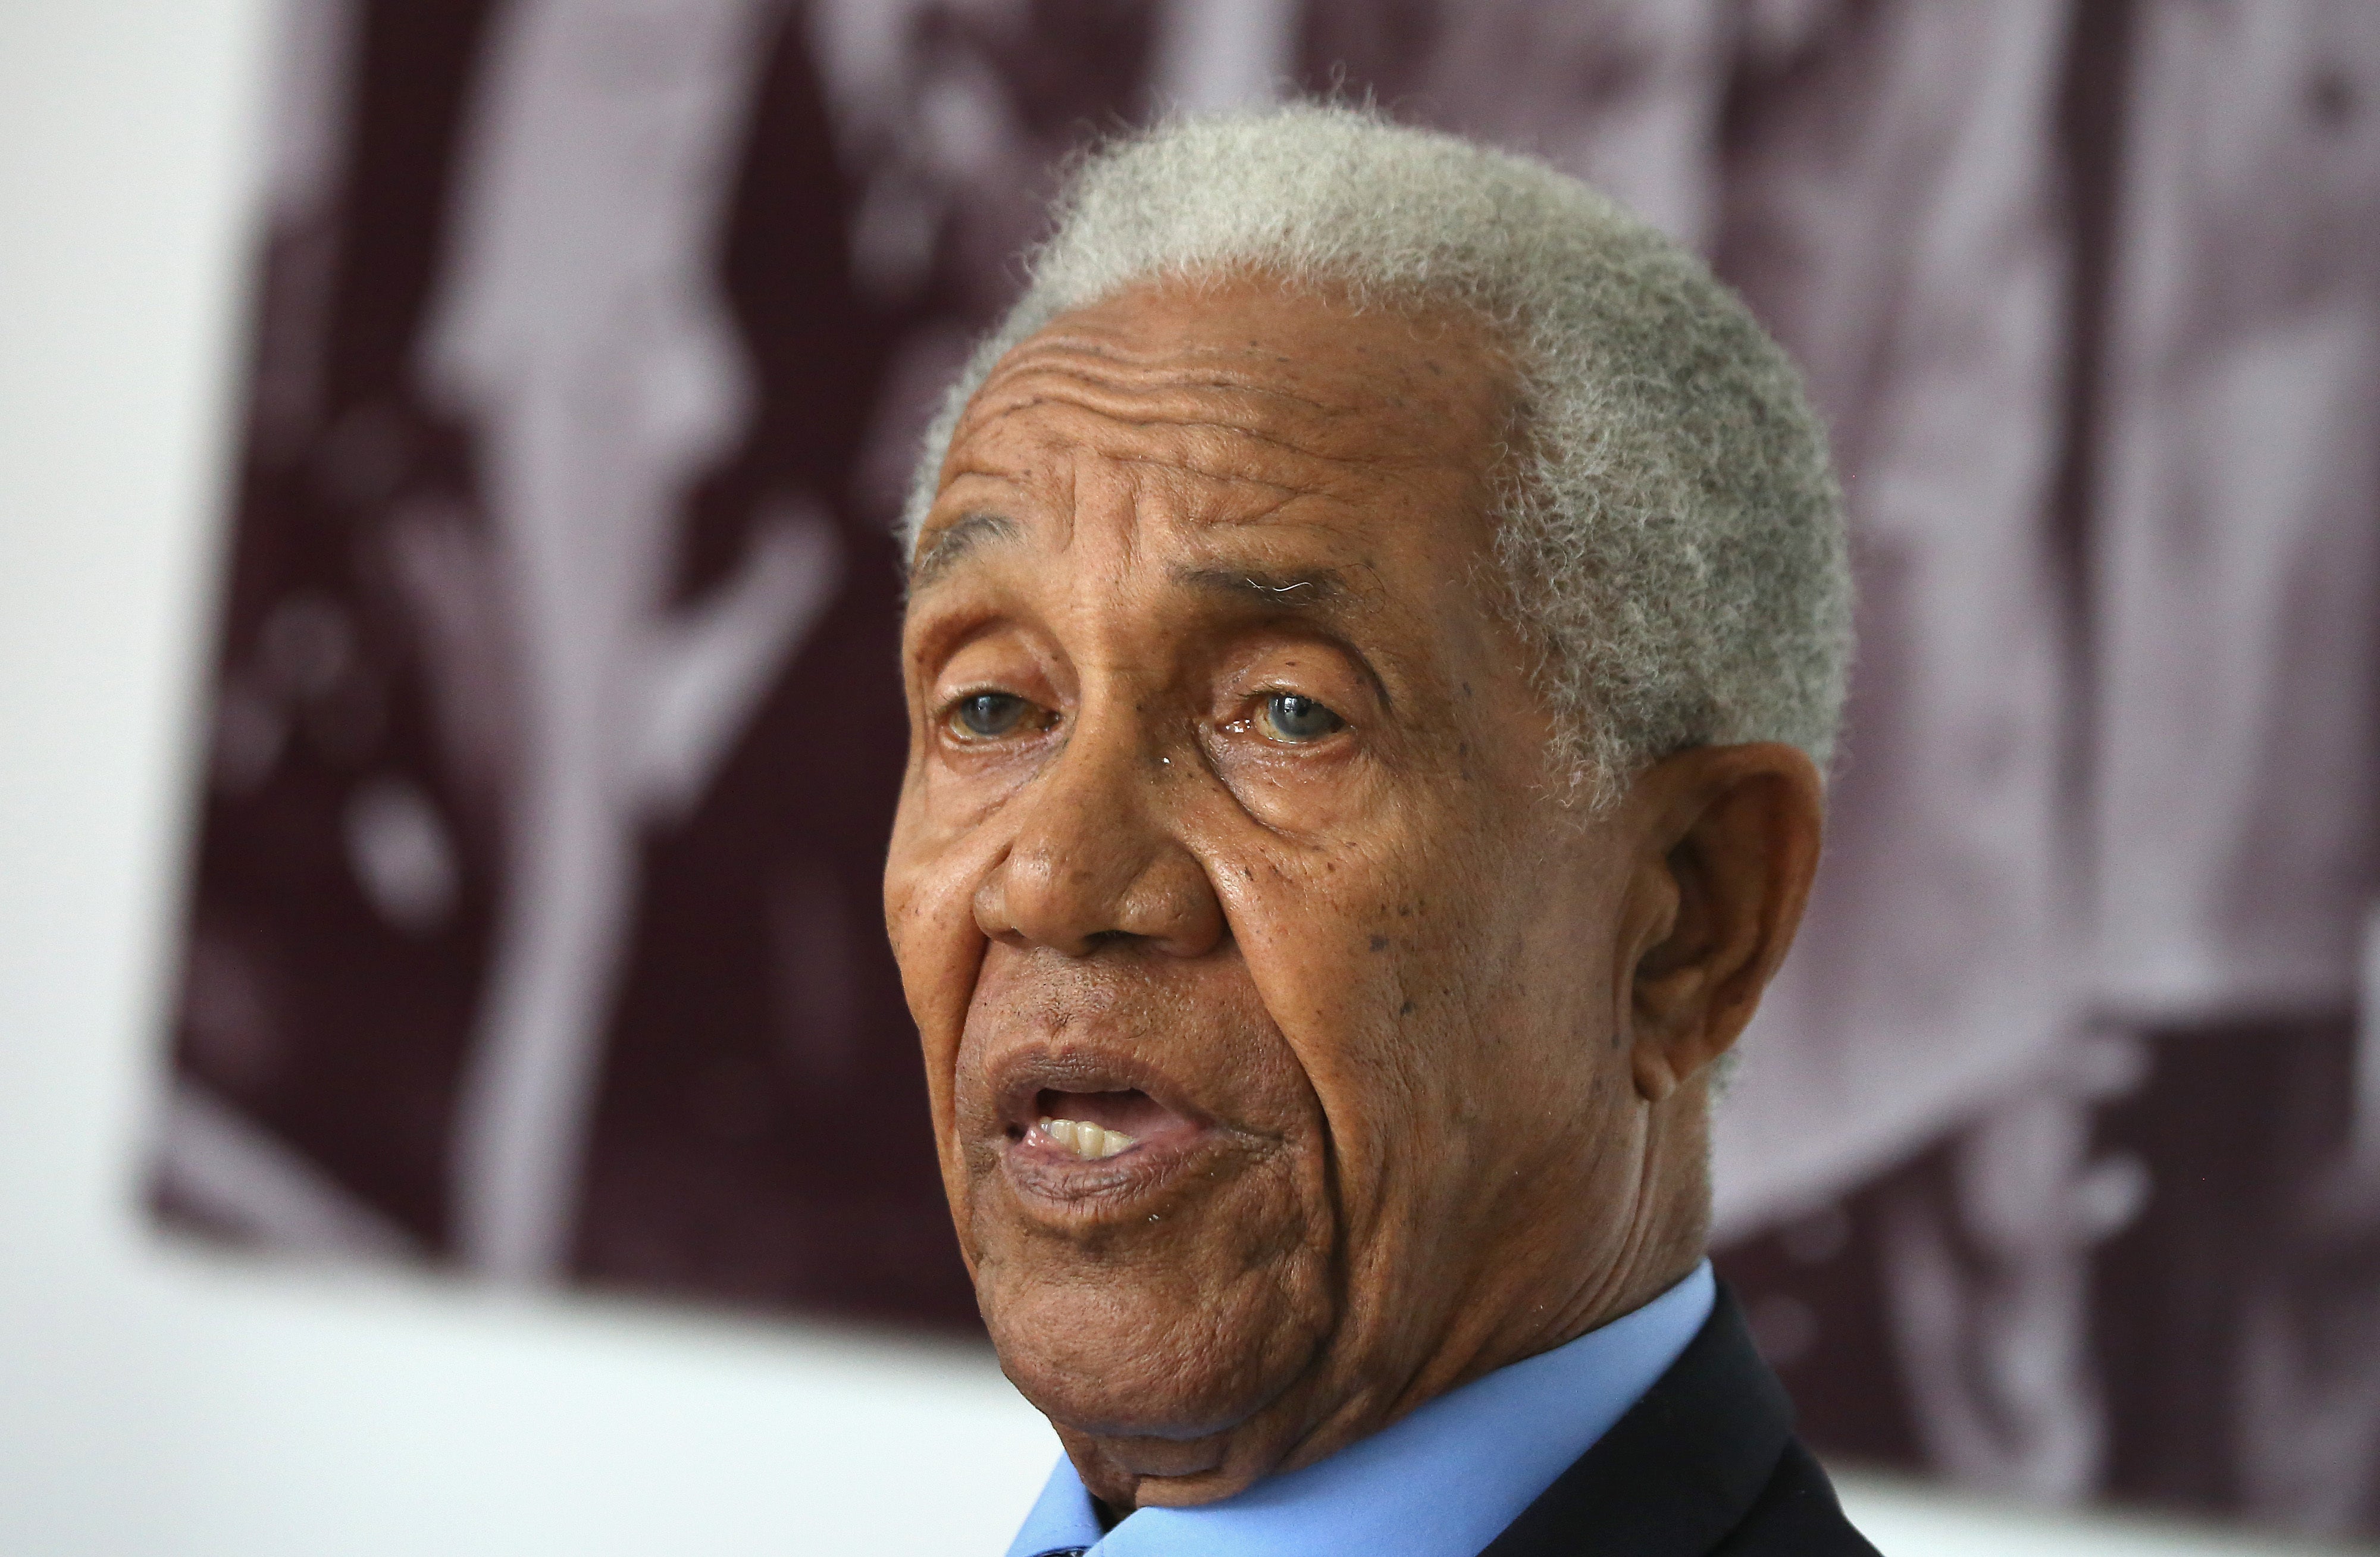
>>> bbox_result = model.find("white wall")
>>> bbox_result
[0,1,2363,1552]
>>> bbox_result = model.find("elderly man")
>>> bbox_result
[882,106,1873,1555]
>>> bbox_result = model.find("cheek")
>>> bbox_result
[1223,832,1482,1185]
[883,796,998,1135]
[1228,803,1586,1235]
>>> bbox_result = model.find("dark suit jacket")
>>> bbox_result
[1479,1286,1881,1555]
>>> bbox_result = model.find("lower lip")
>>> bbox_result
[1000,1098,1214,1207]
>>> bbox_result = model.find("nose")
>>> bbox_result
[972,711,1226,960]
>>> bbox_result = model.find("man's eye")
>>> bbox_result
[1257,692,1346,743]
[949,691,1036,739]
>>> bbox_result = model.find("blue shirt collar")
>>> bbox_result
[1006,1260,1715,1557]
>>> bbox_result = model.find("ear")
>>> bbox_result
[1614,743,1825,1104]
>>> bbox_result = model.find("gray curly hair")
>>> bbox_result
[903,104,1850,798]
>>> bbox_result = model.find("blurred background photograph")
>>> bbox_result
[4,0,2376,1552]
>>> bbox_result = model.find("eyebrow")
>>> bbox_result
[1172,565,1348,609]
[907,511,1020,592]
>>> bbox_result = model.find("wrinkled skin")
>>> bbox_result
[883,277,1824,1511]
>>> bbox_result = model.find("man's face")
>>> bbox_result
[885,280,1668,1506]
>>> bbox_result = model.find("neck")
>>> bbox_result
[1452,1074,1714,1389]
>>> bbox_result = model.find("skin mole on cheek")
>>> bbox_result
[1400,1000,1417,1016]
[1370,934,1389,952]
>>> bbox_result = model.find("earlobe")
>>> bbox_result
[1614,844,1687,1102]
[1619,743,1825,1104]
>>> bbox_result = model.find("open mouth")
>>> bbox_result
[982,1053,1227,1207]
[976,1040,1248,1212]
[1014,1088,1201,1163]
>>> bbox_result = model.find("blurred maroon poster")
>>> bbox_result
[156,0,2380,1538]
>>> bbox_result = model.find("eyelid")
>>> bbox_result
[935,681,1015,713]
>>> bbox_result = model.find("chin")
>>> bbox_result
[966,1228,1342,1466]
[976,1247,1327,1446]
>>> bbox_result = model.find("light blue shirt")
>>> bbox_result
[1005,1260,1715,1557]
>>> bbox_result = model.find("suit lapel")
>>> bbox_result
[1477,1286,1794,1556]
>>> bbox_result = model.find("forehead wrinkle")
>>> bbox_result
[964,399,1420,525]
[980,338,1361,419]
[943,413,1443,591]
[1111,452,1307,506]
[961,347,1459,474]
[978,388,1364,459]
[924,427,1329,591]
[930,301,1510,596]
[959,381,1394,477]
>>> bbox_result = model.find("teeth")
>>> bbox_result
[1036,1115,1136,1161]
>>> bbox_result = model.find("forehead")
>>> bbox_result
[914,278,1515,585]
